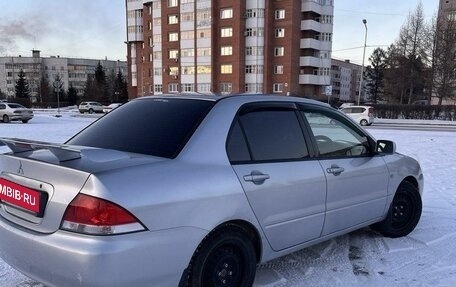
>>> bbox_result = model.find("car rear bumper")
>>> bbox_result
[9,115,33,121]
[0,218,207,287]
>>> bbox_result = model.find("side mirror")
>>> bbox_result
[376,140,396,154]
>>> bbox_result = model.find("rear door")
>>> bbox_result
[300,106,389,236]
[227,102,327,251]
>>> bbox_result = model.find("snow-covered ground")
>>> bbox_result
[0,113,455,287]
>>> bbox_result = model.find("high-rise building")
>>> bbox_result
[439,0,456,21]
[331,59,363,103]
[0,50,127,102]
[125,0,334,99]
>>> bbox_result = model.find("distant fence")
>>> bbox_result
[372,104,456,121]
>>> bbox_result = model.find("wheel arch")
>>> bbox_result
[402,176,419,190]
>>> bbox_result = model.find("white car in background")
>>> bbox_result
[0,103,33,123]
[340,105,374,126]
[78,101,104,114]
[103,103,122,113]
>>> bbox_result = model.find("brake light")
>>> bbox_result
[61,194,146,235]
[368,107,374,117]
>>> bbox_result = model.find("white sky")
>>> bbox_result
[0,0,440,64]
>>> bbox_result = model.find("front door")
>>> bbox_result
[300,107,389,236]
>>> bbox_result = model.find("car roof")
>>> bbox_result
[135,93,330,107]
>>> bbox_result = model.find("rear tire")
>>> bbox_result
[360,119,368,126]
[186,225,257,287]
[3,115,9,123]
[22,119,29,123]
[371,181,422,238]
[88,109,94,114]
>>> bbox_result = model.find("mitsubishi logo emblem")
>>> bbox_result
[18,161,24,175]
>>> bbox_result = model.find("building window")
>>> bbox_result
[153,34,161,43]
[148,21,152,30]
[245,65,263,74]
[197,9,211,21]
[221,46,233,56]
[221,64,232,74]
[197,65,212,74]
[274,65,284,74]
[274,47,284,57]
[221,27,233,37]
[245,46,264,56]
[275,9,285,19]
[220,8,233,19]
[273,83,283,93]
[169,49,179,59]
[244,28,264,37]
[317,33,332,42]
[197,48,211,56]
[153,17,161,25]
[182,83,195,92]
[181,48,195,57]
[245,83,262,93]
[245,8,265,18]
[169,32,179,41]
[320,15,333,24]
[152,1,161,9]
[275,28,285,38]
[198,29,211,38]
[182,66,195,75]
[153,68,162,76]
[197,83,211,92]
[168,15,179,24]
[169,67,179,75]
[220,82,232,94]
[181,12,194,22]
[153,51,162,59]
[168,83,179,93]
[154,84,163,93]
[181,30,195,40]
[168,0,178,7]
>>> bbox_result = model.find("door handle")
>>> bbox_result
[243,171,270,185]
[326,165,345,176]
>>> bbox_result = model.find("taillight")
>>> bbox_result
[61,194,146,235]
[368,107,374,117]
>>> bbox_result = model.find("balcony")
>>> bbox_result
[300,56,331,67]
[301,20,321,32]
[300,38,332,51]
[299,74,331,85]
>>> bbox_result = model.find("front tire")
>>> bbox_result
[360,119,368,126]
[22,119,29,123]
[372,181,422,238]
[187,225,257,287]
[88,109,94,114]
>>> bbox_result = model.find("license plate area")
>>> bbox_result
[0,178,48,217]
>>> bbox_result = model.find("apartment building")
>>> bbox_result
[0,50,127,102]
[331,59,363,103]
[125,0,334,99]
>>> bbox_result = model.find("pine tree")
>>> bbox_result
[15,69,30,99]
[365,48,387,104]
[114,70,128,102]
[67,84,79,106]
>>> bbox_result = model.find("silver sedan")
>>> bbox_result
[0,102,33,123]
[0,95,423,287]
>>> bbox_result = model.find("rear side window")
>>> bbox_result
[236,109,309,161]
[67,98,214,158]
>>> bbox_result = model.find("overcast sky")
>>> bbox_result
[0,0,439,64]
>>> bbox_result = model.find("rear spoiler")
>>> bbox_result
[0,137,81,162]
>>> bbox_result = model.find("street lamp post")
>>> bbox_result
[357,19,368,106]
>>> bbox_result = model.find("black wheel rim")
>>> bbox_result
[202,244,244,287]
[391,193,415,230]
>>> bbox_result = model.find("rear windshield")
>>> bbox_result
[8,104,25,109]
[67,98,215,158]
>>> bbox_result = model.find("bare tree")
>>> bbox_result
[395,2,429,104]
[432,17,456,105]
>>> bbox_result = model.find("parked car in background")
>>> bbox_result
[0,95,423,287]
[78,101,104,114]
[103,103,122,113]
[340,105,375,126]
[0,103,33,123]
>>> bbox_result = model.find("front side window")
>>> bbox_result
[301,110,370,157]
